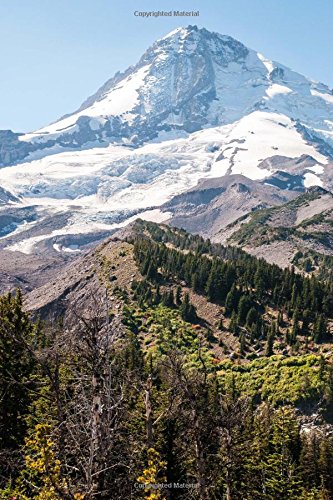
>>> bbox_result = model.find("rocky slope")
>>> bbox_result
[224,186,333,271]
[163,173,298,238]
[24,220,333,367]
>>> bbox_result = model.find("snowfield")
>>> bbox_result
[1,110,331,254]
[21,65,152,142]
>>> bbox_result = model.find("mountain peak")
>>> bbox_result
[152,24,248,61]
[158,25,198,40]
[7,26,333,173]
[159,25,242,44]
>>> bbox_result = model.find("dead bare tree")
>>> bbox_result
[48,291,127,498]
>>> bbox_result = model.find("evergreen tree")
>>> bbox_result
[290,309,300,345]
[161,290,174,308]
[229,311,238,335]
[205,262,224,302]
[300,432,321,492]
[263,407,302,499]
[180,293,198,323]
[224,284,238,316]
[0,291,37,451]
[313,315,327,343]
[146,261,158,281]
[175,285,182,306]
[239,333,246,356]
[246,307,257,327]
[237,295,252,325]
[318,435,333,493]
[266,323,276,356]
[302,309,312,335]
[254,265,265,299]
[154,285,162,305]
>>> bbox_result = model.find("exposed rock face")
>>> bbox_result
[163,174,297,240]
[0,186,19,205]
[0,130,35,166]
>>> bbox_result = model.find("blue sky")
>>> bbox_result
[1,0,332,132]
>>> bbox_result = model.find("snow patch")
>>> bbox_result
[265,84,292,98]
[311,89,333,104]
[303,172,323,188]
[257,53,274,73]
[53,243,81,253]
[308,164,324,174]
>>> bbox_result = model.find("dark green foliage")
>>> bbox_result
[239,332,246,356]
[246,307,258,327]
[313,314,327,343]
[302,309,311,334]
[237,295,253,325]
[266,322,276,356]
[132,221,333,347]
[0,285,333,498]
[175,285,182,306]
[0,291,37,451]
[225,284,239,316]
[180,292,198,323]
[2,221,333,497]
[161,289,175,308]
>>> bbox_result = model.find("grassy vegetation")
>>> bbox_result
[217,354,330,406]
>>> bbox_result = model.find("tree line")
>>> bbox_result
[132,227,333,350]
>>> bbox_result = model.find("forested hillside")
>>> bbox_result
[225,186,333,274]
[1,220,333,499]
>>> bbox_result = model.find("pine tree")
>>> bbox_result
[180,293,198,323]
[254,265,265,299]
[263,407,302,499]
[318,435,333,494]
[0,291,37,451]
[205,262,224,302]
[175,285,182,306]
[161,290,174,308]
[266,323,276,356]
[191,272,200,293]
[237,295,251,325]
[147,261,158,281]
[313,315,327,343]
[277,311,283,328]
[229,311,238,335]
[302,309,312,335]
[154,285,162,305]
[246,307,257,327]
[225,284,238,316]
[239,333,246,356]
[300,432,320,492]
[290,309,300,345]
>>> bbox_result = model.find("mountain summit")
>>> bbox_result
[0,26,333,255]
[15,25,333,151]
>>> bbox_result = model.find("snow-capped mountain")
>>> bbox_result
[16,26,333,151]
[1,25,333,255]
